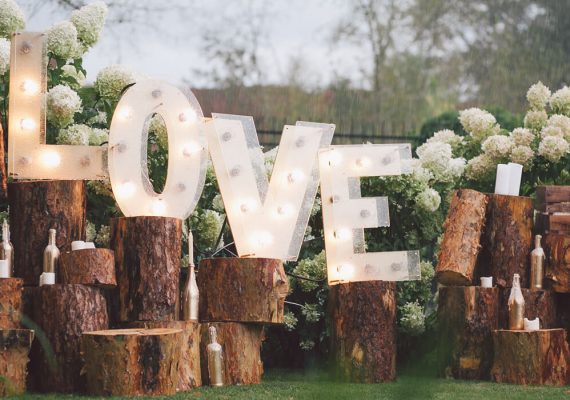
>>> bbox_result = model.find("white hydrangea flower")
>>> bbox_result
[47,21,83,60]
[95,64,136,100]
[416,142,454,182]
[546,115,570,141]
[444,157,467,181]
[404,159,433,186]
[89,128,108,145]
[550,87,570,116]
[200,210,223,250]
[465,153,496,181]
[510,128,535,147]
[263,146,278,175]
[481,135,514,159]
[399,301,425,336]
[510,145,534,166]
[0,0,25,38]
[212,194,225,213]
[538,136,569,162]
[416,188,441,212]
[47,84,82,128]
[426,129,464,151]
[541,125,564,139]
[70,1,108,47]
[86,221,96,242]
[524,110,548,131]
[526,81,551,110]
[87,111,107,126]
[95,225,110,248]
[57,124,90,145]
[459,108,499,141]
[0,38,9,75]
[61,64,86,89]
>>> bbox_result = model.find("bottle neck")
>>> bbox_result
[209,328,217,344]
[535,235,542,249]
[512,276,520,289]
[48,230,56,245]
[2,221,8,243]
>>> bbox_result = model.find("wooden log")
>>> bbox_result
[200,322,264,386]
[0,118,7,200]
[0,278,23,329]
[0,329,34,396]
[436,189,488,285]
[59,249,116,288]
[535,213,570,235]
[126,320,201,391]
[544,233,570,293]
[491,329,570,385]
[28,284,108,393]
[479,194,534,288]
[536,186,570,207]
[498,288,557,329]
[437,286,499,380]
[329,281,396,383]
[198,257,289,324]
[110,216,182,322]
[81,328,182,396]
[8,180,86,285]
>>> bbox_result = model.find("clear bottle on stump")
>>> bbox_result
[0,220,14,277]
[43,229,60,274]
[508,273,525,330]
[182,264,199,321]
[207,325,224,387]
[530,234,545,290]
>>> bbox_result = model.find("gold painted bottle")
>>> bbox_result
[182,264,199,321]
[508,273,525,330]
[0,220,14,277]
[207,326,224,387]
[43,229,60,274]
[530,234,544,290]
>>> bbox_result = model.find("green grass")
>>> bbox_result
[15,369,570,400]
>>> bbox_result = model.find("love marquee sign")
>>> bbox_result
[8,32,420,285]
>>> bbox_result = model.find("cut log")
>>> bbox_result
[437,286,499,380]
[0,278,23,329]
[491,328,570,385]
[59,249,116,288]
[81,328,182,396]
[0,119,7,200]
[536,213,570,235]
[498,288,557,329]
[0,329,34,396]
[544,233,570,293]
[198,257,289,324]
[536,186,570,207]
[436,189,488,285]
[126,320,201,391]
[329,281,396,383]
[8,180,86,285]
[110,216,182,322]
[28,284,108,393]
[200,322,264,386]
[479,194,534,288]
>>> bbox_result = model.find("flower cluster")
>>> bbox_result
[415,141,465,183]
[95,64,137,101]
[527,82,551,110]
[56,124,90,145]
[292,251,326,292]
[458,108,500,141]
[415,188,441,212]
[399,301,425,335]
[70,1,108,48]
[47,85,83,128]
[47,21,82,60]
[0,0,25,38]
[0,38,9,75]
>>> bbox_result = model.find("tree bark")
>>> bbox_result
[0,329,34,396]
[0,278,23,329]
[8,180,86,285]
[498,288,557,329]
[544,233,570,293]
[200,322,264,386]
[329,281,396,383]
[491,328,570,385]
[479,194,533,288]
[535,213,570,234]
[110,216,182,322]
[126,320,201,391]
[59,249,116,288]
[536,186,570,211]
[81,328,182,396]
[437,286,498,380]
[0,119,7,201]
[436,189,488,285]
[198,257,289,324]
[28,284,108,393]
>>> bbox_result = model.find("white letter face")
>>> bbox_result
[108,80,207,219]
[206,114,335,261]
[318,144,420,284]
[8,32,107,179]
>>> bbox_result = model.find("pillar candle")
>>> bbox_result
[494,164,510,195]
[71,241,86,251]
[0,260,9,278]
[480,276,493,288]
[188,231,194,266]
[523,317,540,331]
[508,163,523,196]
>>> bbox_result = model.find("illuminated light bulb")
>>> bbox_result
[116,181,136,198]
[355,157,371,168]
[41,151,61,168]
[287,169,305,184]
[116,107,133,120]
[20,80,39,94]
[239,198,257,213]
[150,199,166,216]
[334,228,352,241]
[20,118,35,131]
[251,231,273,247]
[179,108,197,124]
[336,263,355,281]
[182,142,201,157]
[276,204,294,217]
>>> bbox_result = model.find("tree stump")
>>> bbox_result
[544,233,570,292]
[329,281,396,383]
[28,284,108,393]
[536,186,570,212]
[110,217,182,322]
[436,189,488,285]
[535,213,570,235]
[0,120,7,200]
[59,249,116,288]
[198,258,289,324]
[0,278,23,329]
[479,194,533,288]
[126,320,201,391]
[81,328,182,396]
[491,329,570,385]
[0,329,34,396]
[8,180,86,285]
[437,286,498,380]
[200,322,264,385]
[498,288,557,329]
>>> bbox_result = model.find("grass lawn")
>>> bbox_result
[16,369,570,400]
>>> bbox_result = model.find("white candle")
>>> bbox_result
[524,317,540,331]
[40,272,55,286]
[71,241,86,251]
[188,231,194,266]
[480,276,493,288]
[0,260,9,278]
[494,164,510,195]
[84,242,96,249]
[508,163,523,196]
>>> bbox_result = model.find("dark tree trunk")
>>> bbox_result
[59,249,116,288]
[498,288,557,329]
[0,278,23,329]
[544,233,570,292]
[0,329,34,396]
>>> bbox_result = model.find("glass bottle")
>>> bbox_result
[43,229,60,274]
[530,235,544,290]
[207,326,224,387]
[182,264,199,321]
[508,273,525,330]
[0,220,14,277]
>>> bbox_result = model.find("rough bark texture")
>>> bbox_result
[329,281,396,383]
[198,258,289,324]
[491,329,570,385]
[110,217,182,322]
[200,322,264,386]
[536,186,570,209]
[436,189,488,286]
[498,288,557,329]
[479,194,534,288]
[28,284,108,393]
[0,278,23,329]
[8,180,86,285]
[0,120,7,201]
[0,329,34,396]
[544,233,570,293]
[59,249,116,288]
[535,213,570,235]
[126,320,201,391]
[81,328,181,396]
[437,286,499,380]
